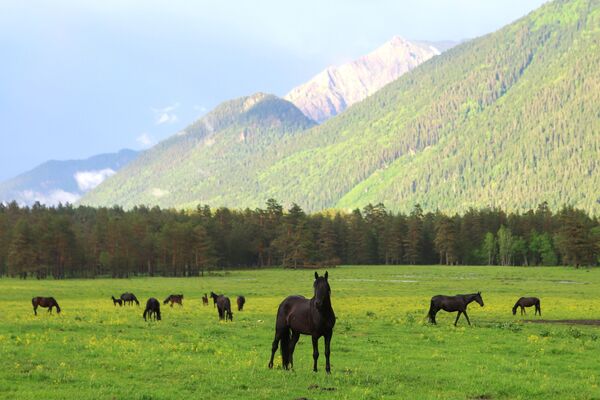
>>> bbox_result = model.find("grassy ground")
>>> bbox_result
[0,266,599,400]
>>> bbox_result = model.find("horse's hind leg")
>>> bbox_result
[288,331,300,369]
[33,305,37,316]
[311,336,319,372]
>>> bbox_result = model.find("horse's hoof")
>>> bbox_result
[268,363,273,369]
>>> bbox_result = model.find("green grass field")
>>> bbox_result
[1,266,599,400]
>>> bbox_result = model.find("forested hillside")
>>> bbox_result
[1,201,598,278]
[84,0,599,215]
[81,93,315,208]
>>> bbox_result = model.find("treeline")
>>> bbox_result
[0,200,598,279]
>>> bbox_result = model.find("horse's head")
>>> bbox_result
[475,292,484,307]
[512,306,517,315]
[313,271,331,310]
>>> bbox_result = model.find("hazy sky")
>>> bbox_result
[0,0,547,181]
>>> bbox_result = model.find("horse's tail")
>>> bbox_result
[156,308,161,321]
[143,308,148,321]
[280,325,291,368]
[427,300,434,322]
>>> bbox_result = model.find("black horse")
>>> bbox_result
[210,291,221,308]
[32,297,61,315]
[111,296,123,306]
[513,297,541,316]
[143,298,161,321]
[120,292,140,306]
[215,295,233,321]
[428,292,484,326]
[268,271,335,373]
[163,294,184,307]
[237,295,246,311]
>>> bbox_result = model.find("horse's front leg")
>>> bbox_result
[312,336,319,372]
[288,331,300,369]
[463,311,471,325]
[33,305,37,316]
[324,332,332,374]
[454,311,462,326]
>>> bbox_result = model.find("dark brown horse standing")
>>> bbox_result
[428,292,484,326]
[163,294,184,307]
[202,293,209,306]
[143,298,161,321]
[214,295,233,321]
[268,271,335,373]
[210,291,221,308]
[237,295,246,311]
[513,297,541,316]
[32,297,61,315]
[120,293,140,306]
[111,296,123,306]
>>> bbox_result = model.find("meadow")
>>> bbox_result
[1,265,599,400]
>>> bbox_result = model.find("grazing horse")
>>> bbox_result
[215,295,233,321]
[428,292,484,326]
[143,298,161,321]
[237,295,246,311]
[202,293,209,306]
[513,297,541,316]
[163,294,184,307]
[120,292,140,306]
[111,296,123,306]
[32,297,61,315]
[268,271,336,374]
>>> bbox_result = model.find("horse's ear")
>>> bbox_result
[325,271,328,280]
[315,272,319,279]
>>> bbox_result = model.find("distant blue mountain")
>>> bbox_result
[0,149,138,206]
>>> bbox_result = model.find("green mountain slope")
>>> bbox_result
[81,93,316,208]
[256,0,600,214]
[84,0,599,214]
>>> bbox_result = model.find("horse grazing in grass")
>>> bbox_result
[428,292,484,326]
[111,296,123,306]
[237,295,246,311]
[268,271,336,374]
[120,292,139,306]
[202,294,209,306]
[143,298,161,321]
[32,297,61,315]
[214,295,233,321]
[513,297,541,316]
[163,294,184,307]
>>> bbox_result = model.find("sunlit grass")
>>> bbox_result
[1,266,599,399]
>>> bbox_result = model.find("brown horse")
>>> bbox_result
[202,293,209,306]
[120,292,140,306]
[163,294,183,307]
[427,292,484,326]
[143,298,161,321]
[268,271,335,373]
[111,296,123,306]
[237,295,246,311]
[32,297,61,315]
[513,297,541,316]
[214,295,233,321]
[210,291,221,308]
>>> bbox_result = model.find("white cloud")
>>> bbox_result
[152,103,180,125]
[74,168,116,191]
[20,189,81,206]
[151,187,169,198]
[137,132,155,148]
